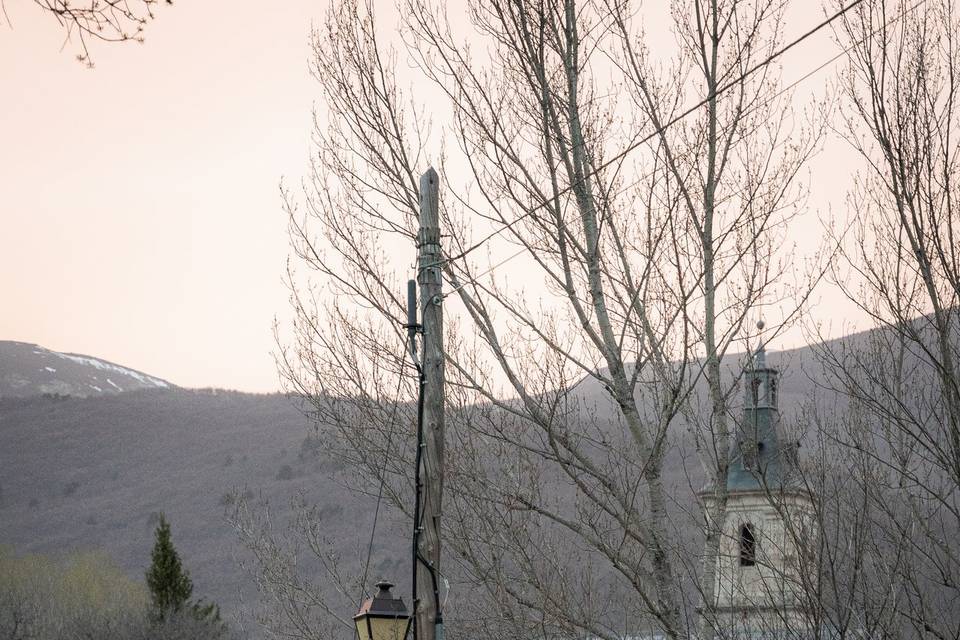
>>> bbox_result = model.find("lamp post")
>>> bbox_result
[354,581,412,640]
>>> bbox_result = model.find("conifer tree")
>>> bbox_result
[145,513,193,621]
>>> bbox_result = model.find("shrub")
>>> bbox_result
[0,546,149,640]
[299,435,322,461]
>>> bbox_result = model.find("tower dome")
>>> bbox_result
[726,335,797,493]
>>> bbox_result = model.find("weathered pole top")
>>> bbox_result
[419,167,440,231]
[420,166,438,188]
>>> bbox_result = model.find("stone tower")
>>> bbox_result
[703,328,816,637]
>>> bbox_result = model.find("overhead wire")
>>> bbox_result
[442,0,870,268]
[356,352,410,615]
[441,0,929,299]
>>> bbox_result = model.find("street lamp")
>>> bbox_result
[354,580,412,640]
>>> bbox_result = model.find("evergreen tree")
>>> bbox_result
[145,514,227,637]
[145,513,193,621]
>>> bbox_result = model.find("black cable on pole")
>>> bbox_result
[355,280,425,637]
[402,278,427,640]
[411,361,425,640]
[443,0,869,266]
[405,280,444,640]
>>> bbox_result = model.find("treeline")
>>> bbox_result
[0,515,237,640]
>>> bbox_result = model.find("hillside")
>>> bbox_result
[0,388,405,630]
[0,327,900,633]
[0,341,171,398]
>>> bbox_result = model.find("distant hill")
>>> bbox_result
[0,343,416,633]
[0,386,406,632]
[0,328,912,634]
[0,341,171,398]
[0,337,823,630]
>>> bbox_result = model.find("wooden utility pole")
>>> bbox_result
[416,167,444,640]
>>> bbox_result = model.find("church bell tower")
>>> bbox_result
[703,324,816,637]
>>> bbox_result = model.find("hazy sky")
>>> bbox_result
[0,2,323,391]
[1,1,866,392]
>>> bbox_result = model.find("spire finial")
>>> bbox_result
[755,319,766,368]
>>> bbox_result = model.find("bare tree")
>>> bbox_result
[229,493,356,640]
[260,0,823,639]
[4,0,171,65]
[803,0,960,637]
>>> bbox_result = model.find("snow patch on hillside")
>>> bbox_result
[53,352,169,389]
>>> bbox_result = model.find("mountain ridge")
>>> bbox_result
[0,324,938,632]
[0,340,172,399]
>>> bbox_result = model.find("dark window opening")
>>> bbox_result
[750,377,761,406]
[740,524,757,567]
[769,378,778,407]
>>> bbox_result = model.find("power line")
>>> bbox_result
[357,355,408,612]
[442,0,868,270]
[443,0,928,299]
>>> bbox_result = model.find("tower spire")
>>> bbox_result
[754,319,767,369]
[728,323,785,491]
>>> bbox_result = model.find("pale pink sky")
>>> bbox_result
[0,2,865,392]
[0,2,324,391]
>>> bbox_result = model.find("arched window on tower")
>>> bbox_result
[769,378,778,407]
[750,377,761,407]
[740,524,757,567]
